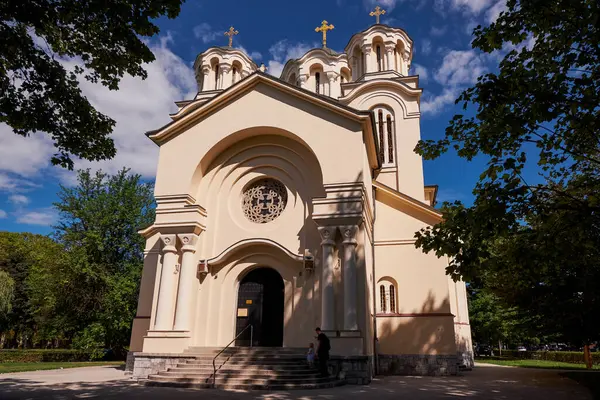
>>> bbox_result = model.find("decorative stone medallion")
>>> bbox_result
[242,178,288,224]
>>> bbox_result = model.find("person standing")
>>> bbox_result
[315,327,330,377]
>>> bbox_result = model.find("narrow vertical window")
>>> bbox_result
[214,66,219,89]
[386,115,394,163]
[315,72,320,94]
[380,285,386,313]
[389,285,396,313]
[378,110,384,162]
[232,67,237,84]
[376,46,382,71]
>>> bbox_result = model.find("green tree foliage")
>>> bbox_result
[52,168,155,356]
[0,270,15,319]
[0,169,154,355]
[0,0,185,168]
[414,0,600,347]
[0,233,60,347]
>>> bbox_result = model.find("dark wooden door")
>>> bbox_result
[235,268,284,347]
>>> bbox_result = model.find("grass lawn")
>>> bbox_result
[0,361,124,374]
[476,358,600,370]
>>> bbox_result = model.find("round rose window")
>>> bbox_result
[242,178,288,223]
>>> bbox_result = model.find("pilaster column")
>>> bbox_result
[385,44,396,71]
[173,233,199,331]
[298,74,309,90]
[341,225,359,331]
[154,234,178,330]
[201,65,212,91]
[362,44,373,74]
[326,71,338,98]
[318,226,337,331]
[402,53,410,76]
[219,64,232,89]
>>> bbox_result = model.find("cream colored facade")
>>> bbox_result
[129,23,473,374]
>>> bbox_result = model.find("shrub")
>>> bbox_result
[0,349,91,363]
[72,323,106,361]
[494,350,600,365]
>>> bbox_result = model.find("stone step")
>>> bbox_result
[175,363,315,371]
[148,374,338,386]
[185,358,308,365]
[158,370,321,379]
[185,346,306,353]
[158,368,319,379]
[146,379,345,390]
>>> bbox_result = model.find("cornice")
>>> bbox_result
[373,180,442,221]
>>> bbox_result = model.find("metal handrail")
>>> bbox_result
[212,324,253,387]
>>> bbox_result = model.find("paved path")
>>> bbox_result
[0,363,593,399]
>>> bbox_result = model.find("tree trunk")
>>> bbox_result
[499,340,502,356]
[584,344,593,369]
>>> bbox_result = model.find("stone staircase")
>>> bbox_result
[146,347,345,390]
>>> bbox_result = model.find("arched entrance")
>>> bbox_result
[235,267,284,347]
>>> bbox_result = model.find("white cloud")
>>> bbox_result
[55,35,197,184]
[430,26,448,37]
[0,34,198,196]
[0,173,39,193]
[235,46,262,61]
[0,128,55,177]
[422,49,489,114]
[434,50,486,86]
[9,194,29,206]
[485,0,507,23]
[421,88,461,114]
[193,23,221,44]
[435,0,496,15]
[0,210,6,219]
[267,40,315,78]
[412,64,429,81]
[363,0,400,12]
[16,208,57,226]
[421,39,432,55]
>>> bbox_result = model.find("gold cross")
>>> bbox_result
[315,20,334,48]
[224,26,239,47]
[370,6,386,24]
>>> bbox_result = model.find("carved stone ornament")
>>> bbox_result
[242,178,288,223]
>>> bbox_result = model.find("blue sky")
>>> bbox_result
[0,0,507,235]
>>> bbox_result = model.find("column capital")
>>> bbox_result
[361,43,372,52]
[318,226,337,246]
[160,234,177,253]
[340,225,358,245]
[384,43,396,52]
[298,74,308,83]
[219,63,232,73]
[201,64,211,74]
[326,71,338,82]
[177,233,199,253]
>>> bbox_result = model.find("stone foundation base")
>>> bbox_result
[125,352,134,373]
[457,350,474,370]
[377,354,458,376]
[131,352,195,379]
[329,355,373,385]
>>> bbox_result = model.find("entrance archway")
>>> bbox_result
[235,267,284,347]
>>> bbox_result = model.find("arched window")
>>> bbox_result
[372,106,395,166]
[378,110,385,162]
[389,284,396,313]
[386,115,394,163]
[376,46,382,71]
[232,67,238,84]
[379,285,387,313]
[214,65,219,89]
[378,278,398,314]
[315,72,321,94]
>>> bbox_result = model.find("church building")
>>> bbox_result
[128,12,473,386]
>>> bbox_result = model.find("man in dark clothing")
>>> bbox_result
[315,327,330,377]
